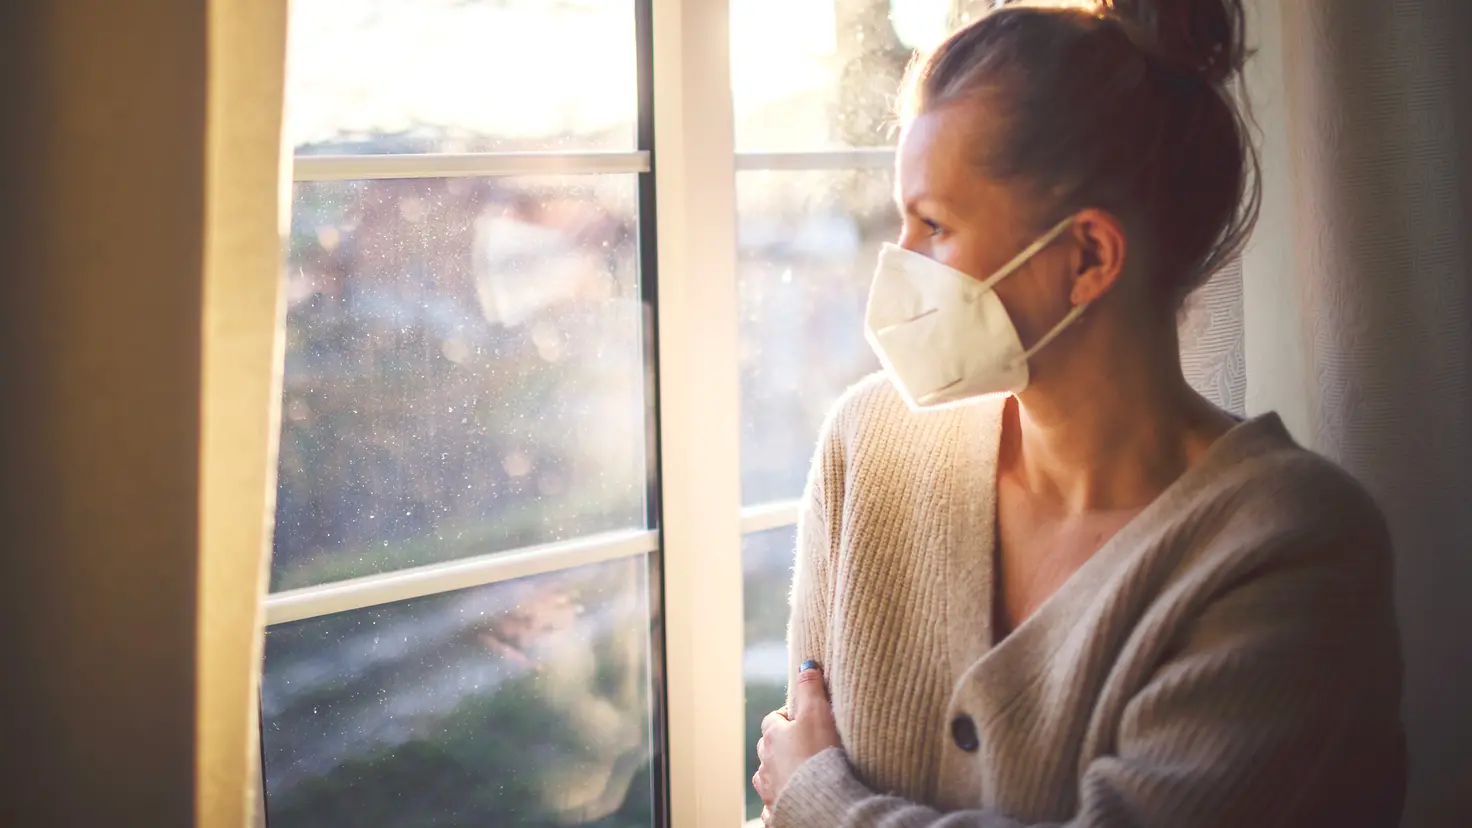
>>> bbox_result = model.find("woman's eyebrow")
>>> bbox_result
[896,190,955,214]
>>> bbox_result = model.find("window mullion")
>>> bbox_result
[262,530,661,626]
[733,148,895,171]
[651,0,745,825]
[291,150,651,182]
[739,500,801,536]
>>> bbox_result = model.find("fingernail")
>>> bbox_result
[800,659,818,672]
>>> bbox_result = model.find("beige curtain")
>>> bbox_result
[1248,1,1472,825]
[0,1,287,826]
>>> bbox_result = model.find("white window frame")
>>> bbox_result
[255,1,898,825]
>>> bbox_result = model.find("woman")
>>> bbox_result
[751,1,1406,826]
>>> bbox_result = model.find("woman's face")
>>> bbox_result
[894,104,1082,357]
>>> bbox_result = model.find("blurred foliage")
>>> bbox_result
[264,560,654,828]
[271,681,655,828]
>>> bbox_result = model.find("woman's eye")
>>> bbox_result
[921,218,943,237]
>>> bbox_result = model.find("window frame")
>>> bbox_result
[255,1,900,825]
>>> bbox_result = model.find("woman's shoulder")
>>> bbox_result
[804,374,995,514]
[1189,414,1393,572]
[819,372,999,457]
[822,372,911,436]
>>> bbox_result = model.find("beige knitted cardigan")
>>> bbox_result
[774,376,1405,827]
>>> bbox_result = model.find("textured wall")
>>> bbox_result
[1282,1,1472,825]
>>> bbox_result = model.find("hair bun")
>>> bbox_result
[1100,0,1247,85]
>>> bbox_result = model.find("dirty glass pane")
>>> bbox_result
[261,556,656,828]
[272,175,646,590]
[287,0,637,154]
[737,167,897,505]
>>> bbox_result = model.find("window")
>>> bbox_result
[731,2,955,820]
[261,1,662,826]
[261,1,965,826]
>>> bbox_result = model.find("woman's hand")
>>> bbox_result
[752,661,842,821]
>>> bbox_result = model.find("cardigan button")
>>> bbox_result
[950,714,980,753]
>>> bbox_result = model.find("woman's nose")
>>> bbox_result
[896,225,930,255]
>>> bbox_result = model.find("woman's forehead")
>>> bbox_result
[896,106,1007,211]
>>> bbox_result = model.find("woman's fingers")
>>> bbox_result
[760,710,788,736]
[791,662,828,721]
[752,764,773,805]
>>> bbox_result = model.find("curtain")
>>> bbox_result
[1180,260,1248,415]
[1254,1,1472,825]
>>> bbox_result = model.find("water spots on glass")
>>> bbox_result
[737,167,897,505]
[502,452,533,479]
[261,557,656,826]
[315,225,341,252]
[398,197,427,223]
[440,337,471,364]
[271,174,648,591]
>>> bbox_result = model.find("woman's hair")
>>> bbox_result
[899,0,1260,305]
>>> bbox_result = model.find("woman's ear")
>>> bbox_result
[1067,208,1127,306]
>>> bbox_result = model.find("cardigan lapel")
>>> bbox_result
[942,394,1007,683]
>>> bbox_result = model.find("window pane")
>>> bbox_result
[738,168,897,505]
[288,0,636,154]
[274,175,646,590]
[731,0,953,151]
[261,556,657,828]
[741,526,799,821]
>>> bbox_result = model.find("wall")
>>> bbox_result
[0,1,285,826]
[0,1,206,824]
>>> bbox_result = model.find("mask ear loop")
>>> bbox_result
[978,215,1077,291]
[994,215,1087,369]
[1015,301,1090,364]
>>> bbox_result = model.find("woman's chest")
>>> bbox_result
[993,481,1143,635]
[827,554,1132,822]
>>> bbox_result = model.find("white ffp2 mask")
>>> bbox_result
[864,216,1084,409]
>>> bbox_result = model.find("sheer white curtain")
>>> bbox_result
[1180,261,1247,415]
[1245,1,1472,825]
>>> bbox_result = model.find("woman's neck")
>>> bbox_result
[1002,322,1232,513]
